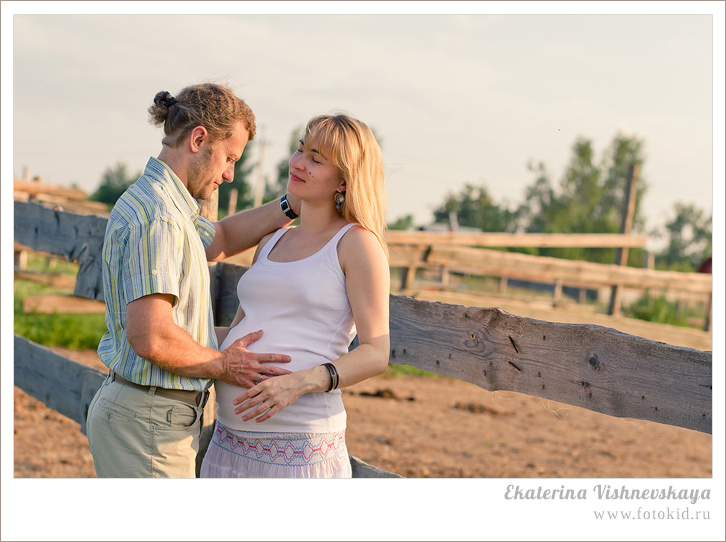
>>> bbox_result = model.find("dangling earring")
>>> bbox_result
[334,192,345,210]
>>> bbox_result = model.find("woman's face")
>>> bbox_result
[288,138,345,204]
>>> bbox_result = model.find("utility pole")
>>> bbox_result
[608,163,640,316]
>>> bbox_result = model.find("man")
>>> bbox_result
[86,83,301,477]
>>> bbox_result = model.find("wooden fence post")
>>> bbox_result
[703,295,712,332]
[553,279,563,305]
[15,248,28,270]
[401,265,416,290]
[499,275,508,294]
[608,163,640,316]
[227,188,238,218]
[440,265,450,286]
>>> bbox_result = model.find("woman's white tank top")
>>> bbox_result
[215,223,358,433]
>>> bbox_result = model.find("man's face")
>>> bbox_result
[187,121,249,200]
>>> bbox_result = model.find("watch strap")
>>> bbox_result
[280,194,298,220]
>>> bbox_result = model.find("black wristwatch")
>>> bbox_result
[280,194,299,220]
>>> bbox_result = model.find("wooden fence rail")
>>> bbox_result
[213,262,711,434]
[385,230,649,248]
[387,240,713,332]
[389,243,712,294]
[13,202,713,478]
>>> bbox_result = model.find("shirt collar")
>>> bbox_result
[144,156,201,219]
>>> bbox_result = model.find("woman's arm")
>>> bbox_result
[232,226,390,423]
[329,225,391,386]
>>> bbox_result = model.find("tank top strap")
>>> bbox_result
[328,223,359,250]
[259,227,291,261]
[324,223,358,276]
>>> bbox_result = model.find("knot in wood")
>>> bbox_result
[587,354,601,371]
[464,330,480,350]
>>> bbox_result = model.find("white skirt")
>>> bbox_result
[200,422,352,478]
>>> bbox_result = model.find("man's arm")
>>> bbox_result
[126,294,291,388]
[206,194,301,262]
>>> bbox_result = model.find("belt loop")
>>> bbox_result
[148,386,157,397]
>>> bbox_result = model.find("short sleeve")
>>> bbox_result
[194,215,216,250]
[122,219,182,304]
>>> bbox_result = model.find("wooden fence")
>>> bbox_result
[386,233,712,330]
[13,201,712,478]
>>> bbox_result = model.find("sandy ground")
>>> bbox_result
[14,344,711,479]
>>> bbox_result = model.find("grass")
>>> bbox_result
[14,279,107,350]
[382,363,444,379]
[23,252,80,275]
[625,291,700,328]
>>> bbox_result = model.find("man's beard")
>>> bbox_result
[187,148,215,200]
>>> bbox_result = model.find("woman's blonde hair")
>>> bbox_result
[303,114,388,257]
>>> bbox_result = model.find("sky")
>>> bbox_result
[5,3,723,250]
[2,2,724,541]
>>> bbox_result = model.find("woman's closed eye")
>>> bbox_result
[297,146,321,164]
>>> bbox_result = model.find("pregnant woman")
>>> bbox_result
[201,113,390,478]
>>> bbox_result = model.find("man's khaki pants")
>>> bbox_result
[87,373,204,478]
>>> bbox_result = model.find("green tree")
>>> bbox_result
[432,184,517,233]
[655,203,712,271]
[217,144,255,217]
[89,163,140,205]
[518,134,648,263]
[265,125,305,203]
[388,214,415,231]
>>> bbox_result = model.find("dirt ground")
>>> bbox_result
[14,341,712,479]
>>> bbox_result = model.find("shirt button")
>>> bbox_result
[151,269,158,275]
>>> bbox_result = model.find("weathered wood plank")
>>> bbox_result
[14,201,107,300]
[23,294,106,314]
[213,263,248,326]
[14,335,107,434]
[386,231,648,248]
[387,297,711,434]
[426,245,712,295]
[350,455,403,478]
[213,262,711,433]
[14,179,89,201]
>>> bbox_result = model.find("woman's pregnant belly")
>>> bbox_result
[215,319,346,433]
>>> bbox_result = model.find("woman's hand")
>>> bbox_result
[232,366,328,423]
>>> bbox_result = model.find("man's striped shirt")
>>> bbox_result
[97,157,217,391]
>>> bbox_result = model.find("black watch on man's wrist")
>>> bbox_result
[280,194,299,220]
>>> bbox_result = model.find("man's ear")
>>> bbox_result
[189,126,208,154]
